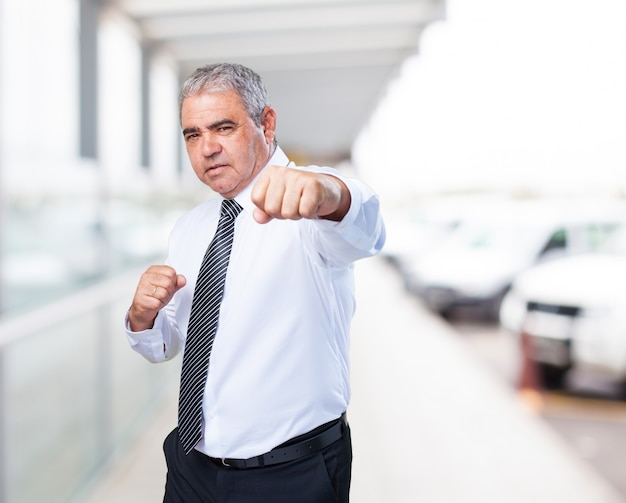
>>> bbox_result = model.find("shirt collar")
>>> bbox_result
[234,146,291,214]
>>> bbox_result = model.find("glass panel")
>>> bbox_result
[5,313,99,503]
[1,295,178,502]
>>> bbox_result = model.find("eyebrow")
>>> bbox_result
[182,119,237,137]
[182,126,200,137]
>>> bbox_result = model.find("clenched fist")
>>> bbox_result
[128,265,187,332]
[251,166,351,224]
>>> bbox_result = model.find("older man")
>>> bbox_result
[126,63,385,502]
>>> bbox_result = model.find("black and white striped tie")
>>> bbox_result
[178,198,243,454]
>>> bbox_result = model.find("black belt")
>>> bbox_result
[218,414,346,469]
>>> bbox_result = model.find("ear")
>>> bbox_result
[261,106,277,144]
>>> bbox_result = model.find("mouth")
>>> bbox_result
[206,164,227,174]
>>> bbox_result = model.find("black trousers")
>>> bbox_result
[162,420,352,503]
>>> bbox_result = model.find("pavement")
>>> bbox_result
[84,257,624,503]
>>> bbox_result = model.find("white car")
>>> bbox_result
[381,195,502,269]
[403,199,623,320]
[499,226,626,389]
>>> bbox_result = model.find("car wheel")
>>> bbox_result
[483,286,511,322]
[537,363,568,390]
[618,377,626,401]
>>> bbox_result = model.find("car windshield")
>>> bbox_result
[600,226,626,255]
[443,223,543,253]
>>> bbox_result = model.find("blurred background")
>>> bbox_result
[1,0,626,502]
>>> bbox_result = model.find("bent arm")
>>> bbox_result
[125,265,187,363]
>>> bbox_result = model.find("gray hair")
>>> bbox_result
[178,63,271,126]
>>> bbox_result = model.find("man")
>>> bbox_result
[126,63,385,502]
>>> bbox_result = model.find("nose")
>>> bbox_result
[200,133,221,157]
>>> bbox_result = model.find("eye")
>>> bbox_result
[217,125,234,134]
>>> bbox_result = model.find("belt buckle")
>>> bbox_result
[221,458,231,467]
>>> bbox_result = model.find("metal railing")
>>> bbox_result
[0,270,178,503]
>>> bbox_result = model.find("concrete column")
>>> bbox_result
[79,0,101,159]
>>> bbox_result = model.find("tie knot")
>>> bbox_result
[221,198,243,220]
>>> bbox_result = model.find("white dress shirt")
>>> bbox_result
[126,147,385,458]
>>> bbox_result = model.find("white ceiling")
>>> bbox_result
[115,0,446,163]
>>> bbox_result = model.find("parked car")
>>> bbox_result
[381,195,508,267]
[499,225,626,389]
[382,208,459,271]
[403,199,623,320]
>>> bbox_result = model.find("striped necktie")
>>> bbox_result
[178,198,243,454]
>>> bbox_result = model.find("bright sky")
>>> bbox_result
[353,0,626,199]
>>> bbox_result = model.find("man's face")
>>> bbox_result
[181,89,276,198]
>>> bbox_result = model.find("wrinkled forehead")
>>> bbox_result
[180,89,248,123]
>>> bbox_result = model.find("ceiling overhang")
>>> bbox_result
[114,0,446,163]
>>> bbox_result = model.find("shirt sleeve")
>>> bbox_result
[303,169,386,268]
[124,307,182,363]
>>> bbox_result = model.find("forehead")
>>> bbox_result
[181,89,248,124]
